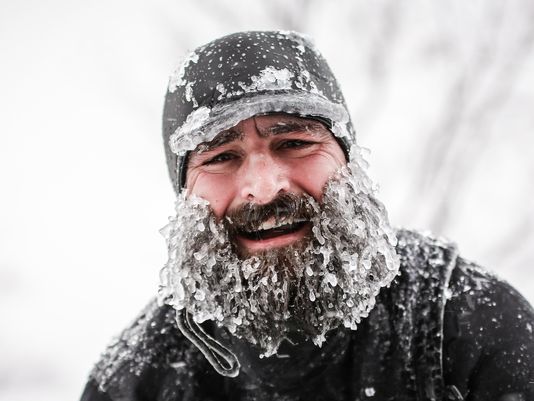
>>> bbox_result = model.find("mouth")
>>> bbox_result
[238,218,308,240]
[235,218,311,251]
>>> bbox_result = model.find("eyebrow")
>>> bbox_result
[259,120,328,136]
[196,129,243,153]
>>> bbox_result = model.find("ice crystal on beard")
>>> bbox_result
[158,149,400,357]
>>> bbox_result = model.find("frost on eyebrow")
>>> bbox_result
[195,129,243,154]
[193,118,330,156]
[260,119,330,137]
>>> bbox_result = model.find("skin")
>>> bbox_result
[186,113,347,253]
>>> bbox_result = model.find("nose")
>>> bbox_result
[239,153,290,204]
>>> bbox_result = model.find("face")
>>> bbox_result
[160,118,400,356]
[185,114,347,253]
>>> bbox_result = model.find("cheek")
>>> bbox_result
[288,154,345,200]
[187,173,236,219]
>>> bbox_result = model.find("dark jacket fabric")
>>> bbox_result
[80,230,534,401]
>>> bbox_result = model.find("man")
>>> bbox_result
[81,31,534,401]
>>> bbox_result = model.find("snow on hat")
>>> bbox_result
[162,30,356,192]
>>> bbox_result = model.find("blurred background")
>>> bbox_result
[1,0,533,400]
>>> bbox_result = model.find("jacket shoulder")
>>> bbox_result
[83,299,210,400]
[443,257,534,399]
[396,228,458,268]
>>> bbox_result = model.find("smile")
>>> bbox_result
[236,218,311,251]
[239,218,309,240]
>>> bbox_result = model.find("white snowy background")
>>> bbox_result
[1,1,533,400]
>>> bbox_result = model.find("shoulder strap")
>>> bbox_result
[397,229,458,400]
[355,229,458,400]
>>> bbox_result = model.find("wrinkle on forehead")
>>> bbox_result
[195,115,332,154]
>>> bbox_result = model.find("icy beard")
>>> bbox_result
[158,159,400,357]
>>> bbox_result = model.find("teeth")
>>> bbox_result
[258,217,305,231]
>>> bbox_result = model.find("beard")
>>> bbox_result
[158,157,400,357]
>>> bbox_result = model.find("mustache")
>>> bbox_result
[224,193,316,233]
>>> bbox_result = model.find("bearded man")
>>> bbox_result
[80,31,534,401]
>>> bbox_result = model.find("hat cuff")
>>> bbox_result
[169,90,353,157]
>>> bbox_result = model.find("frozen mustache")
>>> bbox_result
[224,193,316,235]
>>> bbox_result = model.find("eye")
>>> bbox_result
[202,152,237,165]
[278,139,313,149]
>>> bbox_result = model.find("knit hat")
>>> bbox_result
[162,30,356,192]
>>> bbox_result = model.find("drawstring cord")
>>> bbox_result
[176,309,240,377]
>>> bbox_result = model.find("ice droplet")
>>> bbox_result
[320,247,333,266]
[312,226,325,245]
[365,387,376,397]
[170,361,186,369]
[176,282,185,301]
[360,258,371,270]
[184,80,198,107]
[325,272,338,287]
[194,289,205,301]
[206,256,216,269]
[312,333,326,347]
[168,51,199,92]
[238,66,294,92]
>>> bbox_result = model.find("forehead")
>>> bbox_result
[195,114,330,152]
[228,113,329,134]
[250,113,325,126]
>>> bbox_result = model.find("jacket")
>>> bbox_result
[80,229,534,400]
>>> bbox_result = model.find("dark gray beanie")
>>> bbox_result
[162,31,356,193]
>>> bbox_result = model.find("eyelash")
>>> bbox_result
[202,139,315,165]
[203,152,237,165]
[278,139,313,149]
